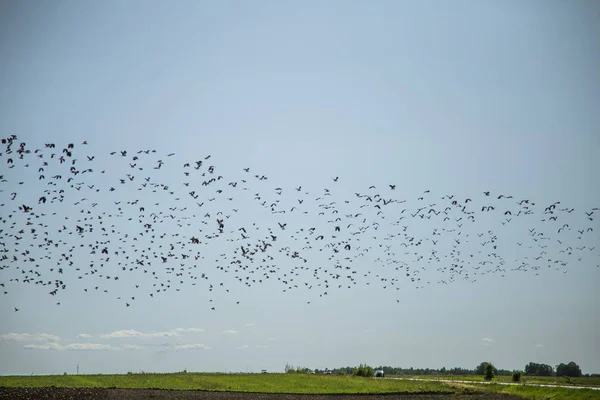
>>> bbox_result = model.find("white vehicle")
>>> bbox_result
[375,370,385,378]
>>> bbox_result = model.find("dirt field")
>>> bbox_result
[0,387,524,400]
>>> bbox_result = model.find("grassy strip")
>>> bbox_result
[471,382,600,400]
[406,375,600,387]
[0,373,456,394]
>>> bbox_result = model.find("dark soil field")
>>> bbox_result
[0,387,523,400]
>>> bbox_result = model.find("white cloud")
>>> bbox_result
[140,343,212,350]
[481,337,494,346]
[77,333,93,339]
[173,328,205,333]
[24,343,117,351]
[222,329,237,335]
[100,328,205,339]
[122,344,145,350]
[101,329,179,339]
[64,343,118,351]
[535,343,544,348]
[173,344,211,350]
[23,343,62,351]
[255,345,269,348]
[267,337,277,341]
[135,343,212,350]
[244,324,256,328]
[236,344,249,349]
[0,333,60,342]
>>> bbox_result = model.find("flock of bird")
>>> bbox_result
[1,134,598,311]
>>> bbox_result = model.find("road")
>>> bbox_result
[385,377,600,391]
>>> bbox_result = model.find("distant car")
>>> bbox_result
[375,370,385,378]
[261,370,267,374]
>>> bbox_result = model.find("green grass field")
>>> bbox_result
[407,376,600,400]
[0,373,455,394]
[471,382,600,400]
[1,372,599,399]
[406,374,600,387]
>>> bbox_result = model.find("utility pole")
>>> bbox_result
[77,364,79,374]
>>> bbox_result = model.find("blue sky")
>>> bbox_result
[1,0,599,375]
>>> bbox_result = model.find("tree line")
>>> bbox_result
[524,361,587,377]
[286,361,597,377]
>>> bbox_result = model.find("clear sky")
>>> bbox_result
[1,0,599,375]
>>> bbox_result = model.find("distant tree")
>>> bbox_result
[556,362,582,377]
[476,362,497,376]
[353,363,374,377]
[524,362,553,376]
[567,362,582,377]
[484,363,495,380]
[512,371,522,382]
[448,367,474,376]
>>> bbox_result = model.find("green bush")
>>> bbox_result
[354,363,375,377]
[512,371,522,382]
[284,363,309,374]
[484,363,495,381]
[476,361,498,376]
